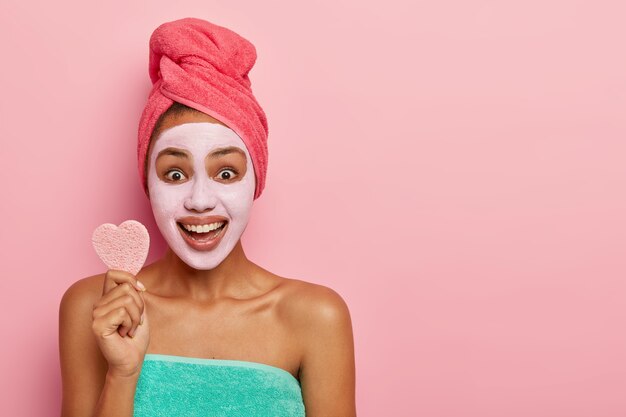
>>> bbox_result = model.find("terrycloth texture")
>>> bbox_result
[92,220,150,275]
[133,354,305,417]
[137,17,269,200]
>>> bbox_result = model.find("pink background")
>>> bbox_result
[1,1,625,416]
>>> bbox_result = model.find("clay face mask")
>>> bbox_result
[147,122,256,270]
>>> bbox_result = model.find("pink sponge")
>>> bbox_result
[92,220,150,275]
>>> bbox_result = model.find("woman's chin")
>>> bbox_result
[182,256,226,271]
[169,240,230,271]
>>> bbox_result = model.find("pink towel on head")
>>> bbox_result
[136,17,269,200]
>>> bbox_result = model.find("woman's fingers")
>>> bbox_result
[97,282,144,311]
[102,269,146,295]
[92,306,133,339]
[129,291,146,338]
[96,270,146,338]
[94,290,143,337]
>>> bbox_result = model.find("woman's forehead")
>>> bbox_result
[151,122,249,159]
[149,109,228,150]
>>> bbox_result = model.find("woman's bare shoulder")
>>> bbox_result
[61,273,106,306]
[275,277,352,329]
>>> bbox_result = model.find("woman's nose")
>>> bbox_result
[183,173,218,212]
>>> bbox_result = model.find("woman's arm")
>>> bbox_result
[296,285,357,417]
[59,275,139,417]
[91,371,140,417]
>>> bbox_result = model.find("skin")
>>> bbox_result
[59,110,357,417]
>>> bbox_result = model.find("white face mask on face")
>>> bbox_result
[147,122,256,270]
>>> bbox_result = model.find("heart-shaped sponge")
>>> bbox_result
[92,220,150,275]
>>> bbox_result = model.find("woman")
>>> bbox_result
[59,18,356,417]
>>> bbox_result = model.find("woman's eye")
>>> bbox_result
[217,168,237,181]
[165,169,187,182]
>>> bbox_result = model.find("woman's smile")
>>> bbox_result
[175,215,230,251]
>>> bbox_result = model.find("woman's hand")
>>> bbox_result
[91,270,150,378]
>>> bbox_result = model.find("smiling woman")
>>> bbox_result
[59,17,356,417]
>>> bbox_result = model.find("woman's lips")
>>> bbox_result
[176,221,228,251]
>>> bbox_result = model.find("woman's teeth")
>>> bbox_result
[182,222,225,233]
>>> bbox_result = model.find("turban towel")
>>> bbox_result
[137,17,269,200]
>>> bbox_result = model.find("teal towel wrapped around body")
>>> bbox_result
[133,354,305,417]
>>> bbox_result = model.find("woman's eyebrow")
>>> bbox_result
[207,146,245,159]
[157,148,189,160]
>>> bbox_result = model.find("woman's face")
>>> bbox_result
[146,114,255,270]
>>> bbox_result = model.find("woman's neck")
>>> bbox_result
[150,240,258,302]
